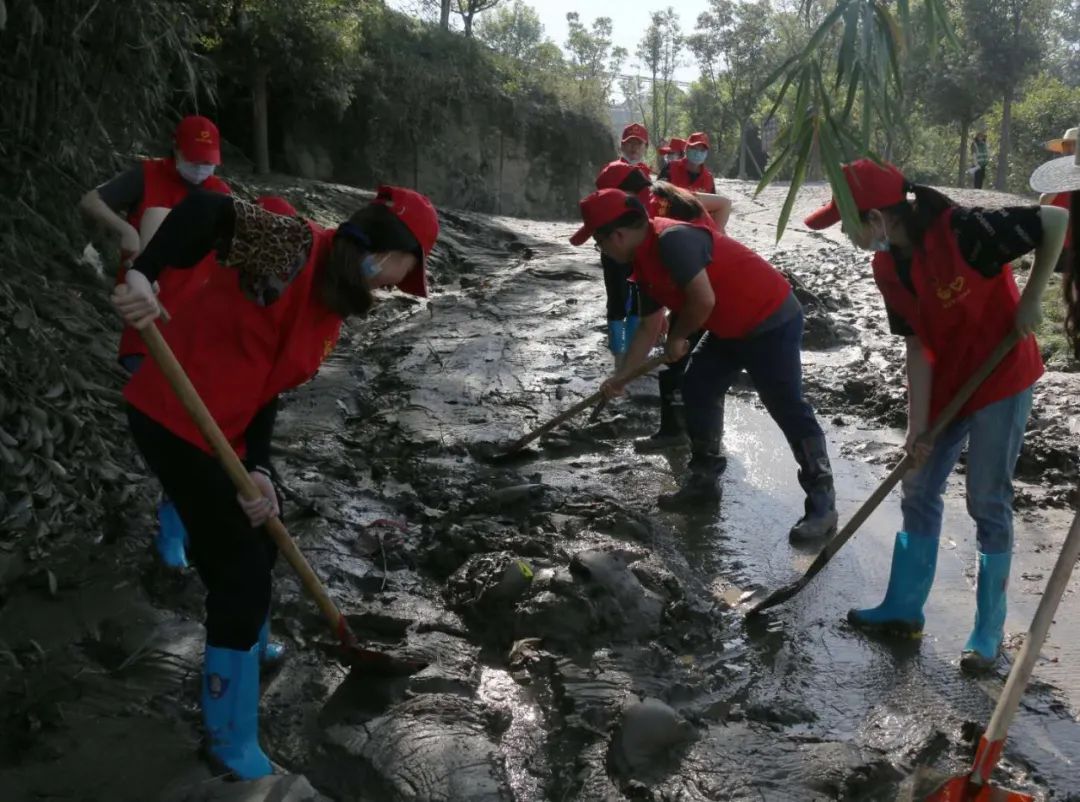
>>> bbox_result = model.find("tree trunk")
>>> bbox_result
[958,121,970,187]
[737,122,748,179]
[463,11,474,38]
[440,0,451,30]
[252,63,270,175]
[995,85,1013,190]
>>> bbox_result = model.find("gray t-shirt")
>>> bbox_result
[639,225,712,314]
[95,163,201,216]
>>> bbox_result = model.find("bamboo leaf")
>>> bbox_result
[775,121,815,241]
[802,0,851,60]
[835,1,861,91]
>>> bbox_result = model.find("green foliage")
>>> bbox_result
[564,13,627,118]
[636,8,685,145]
[477,0,544,62]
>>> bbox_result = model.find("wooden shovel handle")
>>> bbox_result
[138,323,354,647]
[505,354,667,453]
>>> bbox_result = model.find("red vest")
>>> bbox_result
[1049,192,1073,247]
[118,158,231,360]
[619,157,653,181]
[633,217,790,338]
[872,208,1043,421]
[124,224,343,457]
[667,160,715,194]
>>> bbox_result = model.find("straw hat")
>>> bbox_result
[1044,126,1078,155]
[1030,132,1080,194]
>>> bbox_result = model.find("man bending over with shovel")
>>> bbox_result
[572,189,838,542]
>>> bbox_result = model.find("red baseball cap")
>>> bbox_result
[569,189,647,246]
[658,145,672,156]
[686,132,710,150]
[256,195,298,217]
[804,159,909,230]
[373,185,439,298]
[669,137,687,152]
[621,123,650,145]
[174,115,221,165]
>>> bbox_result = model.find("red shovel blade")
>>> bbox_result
[921,776,1033,802]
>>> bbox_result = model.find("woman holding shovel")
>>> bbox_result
[576,189,839,543]
[804,159,1069,673]
[110,185,438,779]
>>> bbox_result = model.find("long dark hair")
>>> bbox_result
[1066,190,1080,360]
[320,205,419,318]
[866,183,955,249]
[651,180,708,222]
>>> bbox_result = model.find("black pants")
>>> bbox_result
[658,313,703,401]
[128,407,277,650]
[973,166,986,189]
[601,253,636,322]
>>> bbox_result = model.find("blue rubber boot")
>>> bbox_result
[155,498,189,570]
[625,315,640,346]
[202,642,273,780]
[960,551,1010,673]
[258,618,287,672]
[607,319,628,356]
[848,531,938,636]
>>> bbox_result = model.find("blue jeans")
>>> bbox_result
[682,308,824,452]
[901,387,1033,554]
[119,354,145,375]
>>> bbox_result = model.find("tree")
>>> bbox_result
[441,0,451,30]
[564,13,627,118]
[477,0,543,61]
[688,0,777,178]
[453,0,501,38]
[636,8,684,145]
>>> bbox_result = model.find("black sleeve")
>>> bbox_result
[885,305,916,336]
[657,225,713,287]
[244,396,279,471]
[658,162,671,181]
[96,166,145,214]
[131,191,236,282]
[951,206,1044,277]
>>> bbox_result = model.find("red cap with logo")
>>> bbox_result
[686,132,710,150]
[174,115,221,165]
[621,123,650,145]
[668,137,687,152]
[256,195,298,217]
[372,185,439,298]
[569,189,647,246]
[658,145,672,156]
[804,159,909,230]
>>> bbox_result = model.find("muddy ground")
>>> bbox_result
[1,178,1078,801]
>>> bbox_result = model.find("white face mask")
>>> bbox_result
[869,216,890,252]
[176,157,215,185]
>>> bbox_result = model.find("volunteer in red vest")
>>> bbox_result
[594,165,721,451]
[804,159,1068,673]
[573,189,838,541]
[657,137,688,180]
[110,185,439,779]
[667,132,716,194]
[618,122,653,179]
[1040,126,1076,274]
[78,114,231,571]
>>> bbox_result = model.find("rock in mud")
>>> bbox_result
[322,693,513,802]
[569,548,666,639]
[446,551,537,639]
[609,697,696,777]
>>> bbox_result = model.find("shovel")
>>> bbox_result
[138,323,425,675]
[748,330,1021,615]
[483,354,667,460]
[903,499,1080,802]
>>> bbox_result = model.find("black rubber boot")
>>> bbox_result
[657,437,726,511]
[634,395,690,452]
[788,436,838,542]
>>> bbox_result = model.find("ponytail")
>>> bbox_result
[1065,190,1080,361]
[651,180,708,222]
[874,182,955,249]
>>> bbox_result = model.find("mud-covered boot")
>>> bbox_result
[202,642,273,780]
[257,617,287,673]
[657,438,726,510]
[848,531,939,636]
[634,393,690,452]
[155,498,189,570]
[960,551,1010,674]
[788,436,838,543]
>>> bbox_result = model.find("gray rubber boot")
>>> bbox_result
[788,436,838,542]
[657,435,726,511]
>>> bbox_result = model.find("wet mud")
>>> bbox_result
[1,178,1078,801]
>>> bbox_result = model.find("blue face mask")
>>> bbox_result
[687,149,708,166]
[361,255,381,279]
[869,217,890,252]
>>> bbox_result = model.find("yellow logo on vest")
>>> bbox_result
[934,276,969,308]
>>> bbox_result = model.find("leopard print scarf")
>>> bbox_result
[224,198,315,306]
